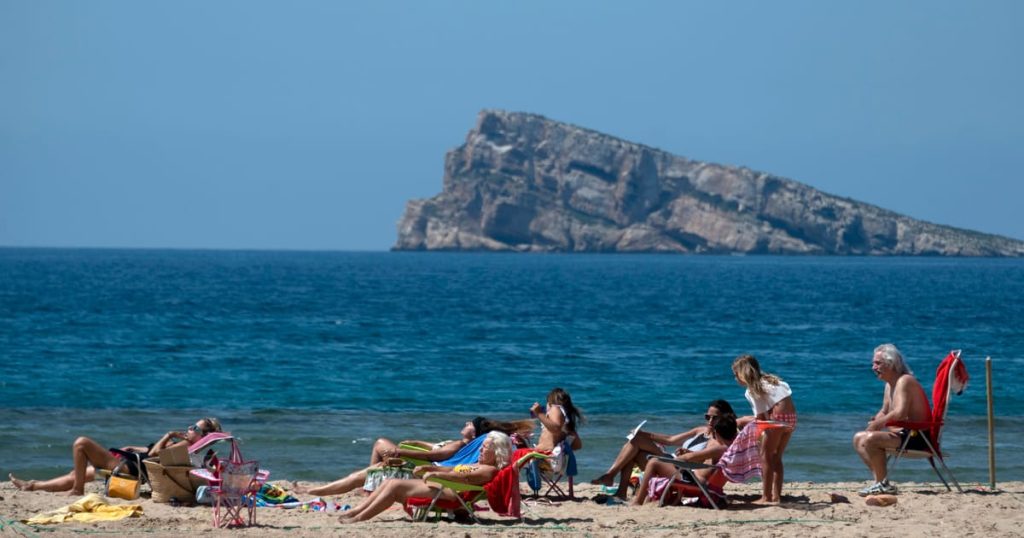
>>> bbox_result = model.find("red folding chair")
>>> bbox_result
[885,349,968,492]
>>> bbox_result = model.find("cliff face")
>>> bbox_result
[395,110,1024,256]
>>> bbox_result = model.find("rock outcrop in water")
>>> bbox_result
[395,110,1024,256]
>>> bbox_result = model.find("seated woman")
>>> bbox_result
[8,417,222,496]
[294,417,531,496]
[339,430,514,523]
[532,387,585,453]
[631,413,738,506]
[590,399,736,501]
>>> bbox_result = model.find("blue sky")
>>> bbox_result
[2,1,1022,250]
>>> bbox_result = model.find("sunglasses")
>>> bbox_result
[704,414,720,421]
[188,424,207,435]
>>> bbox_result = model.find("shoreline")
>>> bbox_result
[3,479,1022,537]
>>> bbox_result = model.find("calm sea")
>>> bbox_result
[1,249,1021,486]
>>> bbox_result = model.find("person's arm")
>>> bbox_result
[737,416,755,428]
[674,442,727,465]
[657,425,704,446]
[394,440,465,461]
[422,464,497,486]
[868,379,908,431]
[531,403,565,433]
[118,445,150,453]
[147,430,188,457]
[399,440,434,450]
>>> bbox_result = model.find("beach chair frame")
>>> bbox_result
[885,350,965,492]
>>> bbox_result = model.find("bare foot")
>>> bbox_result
[589,474,614,487]
[64,490,86,497]
[290,481,309,494]
[9,473,35,491]
[752,496,778,505]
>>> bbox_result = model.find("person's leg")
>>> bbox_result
[370,438,397,466]
[614,452,648,500]
[852,430,900,483]
[339,479,437,523]
[296,468,370,496]
[760,429,791,503]
[630,459,677,506]
[15,437,116,494]
[771,430,793,502]
[70,437,119,495]
[590,431,661,486]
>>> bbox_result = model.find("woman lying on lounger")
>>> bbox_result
[293,417,532,496]
[9,417,222,496]
[589,399,736,501]
[339,430,514,523]
[631,413,738,506]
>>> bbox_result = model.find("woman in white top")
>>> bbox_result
[733,354,797,504]
[589,399,737,501]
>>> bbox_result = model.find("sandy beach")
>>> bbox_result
[3,478,1022,537]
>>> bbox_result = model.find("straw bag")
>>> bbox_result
[144,459,198,504]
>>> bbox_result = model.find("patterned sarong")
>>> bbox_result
[719,422,763,483]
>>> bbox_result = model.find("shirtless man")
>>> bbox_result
[852,343,931,496]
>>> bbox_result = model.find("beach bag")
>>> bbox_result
[105,460,141,500]
[144,458,200,504]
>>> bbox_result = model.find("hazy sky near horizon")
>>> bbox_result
[2,1,1022,250]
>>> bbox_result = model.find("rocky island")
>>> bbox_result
[395,110,1024,256]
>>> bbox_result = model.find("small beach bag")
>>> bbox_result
[106,459,141,500]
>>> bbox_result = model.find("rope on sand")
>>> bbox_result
[1,518,39,537]
[652,517,858,529]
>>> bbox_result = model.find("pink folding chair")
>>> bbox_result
[205,438,269,527]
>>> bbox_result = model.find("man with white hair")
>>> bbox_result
[851,343,931,496]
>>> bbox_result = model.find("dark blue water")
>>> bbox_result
[2,249,1021,485]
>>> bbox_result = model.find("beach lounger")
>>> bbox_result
[646,457,728,510]
[884,349,967,492]
[405,450,546,523]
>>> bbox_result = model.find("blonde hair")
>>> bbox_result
[202,417,222,434]
[732,355,781,398]
[485,431,514,469]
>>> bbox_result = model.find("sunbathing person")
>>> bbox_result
[589,399,736,500]
[294,417,531,496]
[339,430,514,523]
[531,387,585,452]
[8,417,222,496]
[631,413,738,506]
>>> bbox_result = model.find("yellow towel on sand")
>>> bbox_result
[24,493,143,525]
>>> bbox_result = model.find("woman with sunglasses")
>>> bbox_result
[9,417,221,495]
[631,412,738,506]
[589,400,736,502]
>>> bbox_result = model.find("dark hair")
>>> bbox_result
[473,417,535,438]
[713,414,738,442]
[707,399,736,418]
[547,388,585,431]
